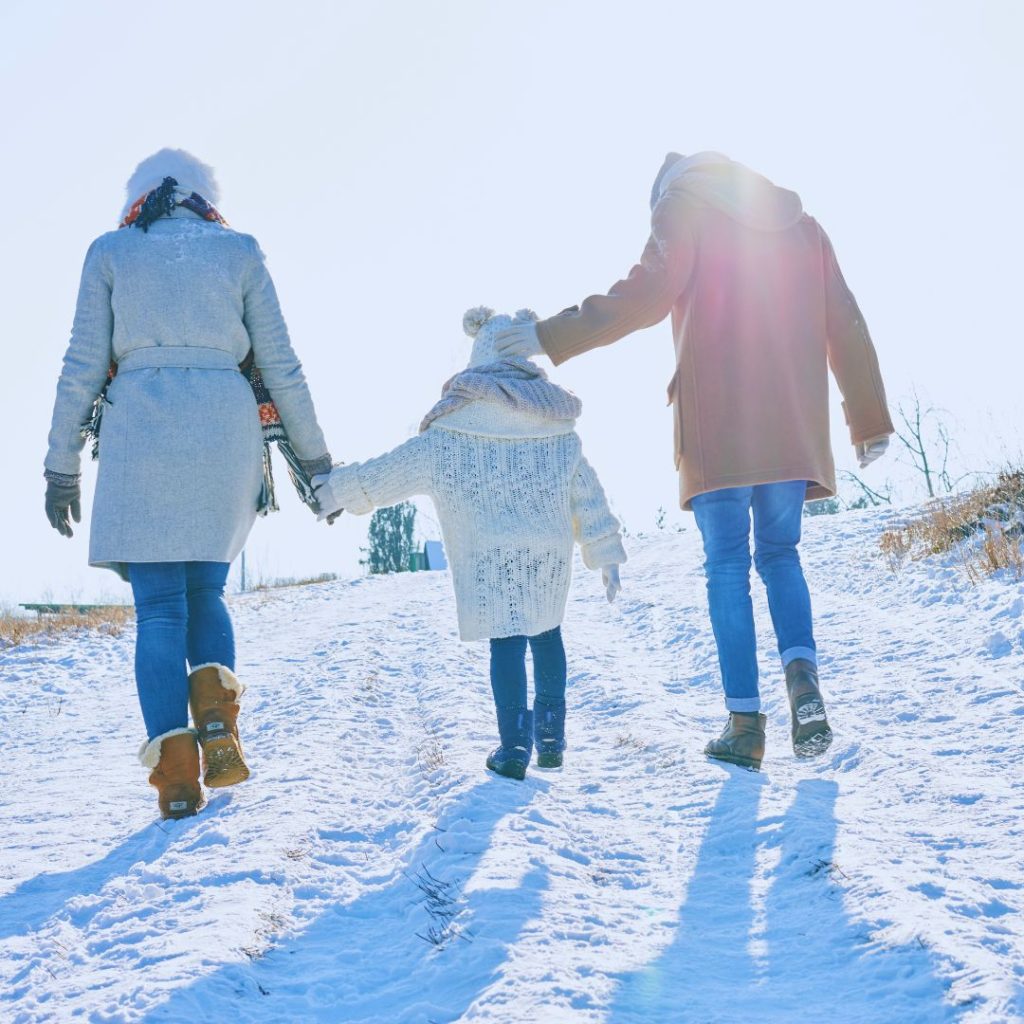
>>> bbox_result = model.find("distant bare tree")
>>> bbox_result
[839,471,893,508]
[893,392,965,498]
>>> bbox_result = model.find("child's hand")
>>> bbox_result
[312,475,344,525]
[602,565,621,603]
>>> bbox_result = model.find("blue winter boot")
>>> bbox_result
[486,706,533,781]
[534,701,566,769]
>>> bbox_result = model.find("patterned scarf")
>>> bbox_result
[120,176,228,232]
[420,358,582,433]
[80,185,314,514]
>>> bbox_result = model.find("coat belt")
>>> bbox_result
[116,346,241,373]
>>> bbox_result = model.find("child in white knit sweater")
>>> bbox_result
[313,308,626,779]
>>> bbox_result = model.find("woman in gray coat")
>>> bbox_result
[43,149,332,819]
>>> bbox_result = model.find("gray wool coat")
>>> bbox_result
[45,207,329,576]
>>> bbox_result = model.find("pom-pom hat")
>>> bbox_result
[463,306,538,367]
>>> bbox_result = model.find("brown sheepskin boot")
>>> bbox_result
[139,728,206,819]
[704,712,767,771]
[188,664,250,788]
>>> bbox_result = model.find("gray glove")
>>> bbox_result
[45,477,82,538]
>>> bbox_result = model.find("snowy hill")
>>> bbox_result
[1,509,1022,1023]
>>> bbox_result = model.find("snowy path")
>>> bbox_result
[1,512,1022,1023]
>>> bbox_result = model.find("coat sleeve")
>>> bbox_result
[821,229,895,445]
[318,433,434,517]
[571,454,627,570]
[44,239,115,478]
[536,190,698,366]
[242,238,330,461]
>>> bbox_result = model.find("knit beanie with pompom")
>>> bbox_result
[463,307,538,367]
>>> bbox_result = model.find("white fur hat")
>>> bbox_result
[463,306,538,367]
[121,148,220,220]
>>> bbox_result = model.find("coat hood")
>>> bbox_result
[121,148,220,221]
[651,151,803,231]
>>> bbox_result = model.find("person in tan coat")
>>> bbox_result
[496,151,894,769]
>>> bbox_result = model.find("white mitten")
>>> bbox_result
[494,321,543,358]
[602,565,622,603]
[312,474,343,524]
[856,436,890,469]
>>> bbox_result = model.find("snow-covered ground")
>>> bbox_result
[2,508,1022,1023]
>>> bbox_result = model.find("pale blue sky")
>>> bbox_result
[2,0,1021,604]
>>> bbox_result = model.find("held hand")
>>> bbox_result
[311,474,343,525]
[45,479,82,538]
[602,565,622,603]
[856,436,890,469]
[494,322,543,359]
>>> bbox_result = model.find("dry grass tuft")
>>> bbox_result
[250,572,339,592]
[880,470,1024,582]
[0,606,134,649]
[614,732,650,753]
[418,731,447,773]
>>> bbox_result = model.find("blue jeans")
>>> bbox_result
[490,627,567,713]
[691,482,816,713]
[127,562,235,739]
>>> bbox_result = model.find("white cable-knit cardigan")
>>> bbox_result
[319,399,626,642]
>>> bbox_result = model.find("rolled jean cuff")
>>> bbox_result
[781,646,817,668]
[725,696,762,713]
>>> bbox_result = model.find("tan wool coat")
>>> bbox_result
[536,155,894,509]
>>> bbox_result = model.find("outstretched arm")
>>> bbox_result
[500,191,698,366]
[315,433,433,519]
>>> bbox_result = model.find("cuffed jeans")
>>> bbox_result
[489,627,567,715]
[691,481,817,713]
[128,561,235,739]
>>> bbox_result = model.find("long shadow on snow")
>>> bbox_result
[142,776,546,1024]
[607,774,953,1024]
[0,809,210,942]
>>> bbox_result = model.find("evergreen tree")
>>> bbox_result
[360,502,417,574]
